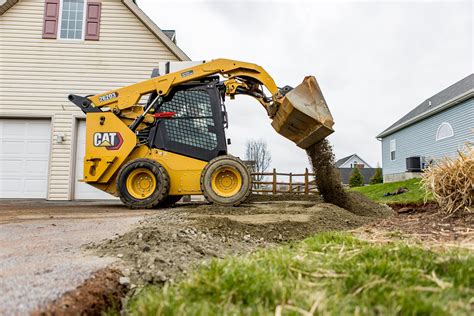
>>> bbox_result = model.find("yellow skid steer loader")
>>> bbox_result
[68,59,334,208]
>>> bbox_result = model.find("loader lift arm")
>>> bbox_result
[66,57,335,208]
[86,59,283,117]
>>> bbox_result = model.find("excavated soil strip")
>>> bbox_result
[32,268,127,316]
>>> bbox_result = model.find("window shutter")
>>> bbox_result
[85,2,102,40]
[42,0,60,39]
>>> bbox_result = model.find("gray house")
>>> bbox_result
[377,74,473,182]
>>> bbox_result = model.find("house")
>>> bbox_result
[376,74,473,182]
[0,0,190,200]
[335,154,376,185]
[335,154,372,169]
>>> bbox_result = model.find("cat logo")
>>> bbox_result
[93,132,123,150]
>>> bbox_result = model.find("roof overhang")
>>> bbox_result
[376,89,474,140]
[0,0,18,15]
[0,0,190,61]
[338,154,372,168]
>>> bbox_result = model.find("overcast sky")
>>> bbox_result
[140,0,472,172]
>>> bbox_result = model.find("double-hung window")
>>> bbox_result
[42,0,101,40]
[390,139,396,161]
[59,0,86,40]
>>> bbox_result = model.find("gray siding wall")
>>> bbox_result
[381,98,473,175]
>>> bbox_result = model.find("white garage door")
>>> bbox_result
[74,120,117,200]
[0,119,51,198]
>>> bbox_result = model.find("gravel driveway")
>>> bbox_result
[0,200,151,316]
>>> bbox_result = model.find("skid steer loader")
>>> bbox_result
[69,59,334,208]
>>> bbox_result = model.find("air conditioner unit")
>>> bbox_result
[406,156,425,172]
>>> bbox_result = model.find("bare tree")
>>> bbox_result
[245,139,272,186]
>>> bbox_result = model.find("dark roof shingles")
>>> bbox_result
[335,154,354,167]
[378,74,474,137]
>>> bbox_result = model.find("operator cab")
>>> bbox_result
[147,74,229,162]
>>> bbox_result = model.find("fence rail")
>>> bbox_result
[251,168,318,195]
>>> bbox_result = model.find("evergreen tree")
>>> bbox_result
[349,168,364,187]
[370,168,383,184]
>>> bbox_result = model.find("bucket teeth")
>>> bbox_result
[271,76,334,149]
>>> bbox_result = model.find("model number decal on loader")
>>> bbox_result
[98,92,118,103]
[93,132,123,150]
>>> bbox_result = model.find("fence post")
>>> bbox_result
[288,172,292,193]
[272,168,277,195]
[304,168,309,195]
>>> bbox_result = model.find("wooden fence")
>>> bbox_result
[251,168,318,195]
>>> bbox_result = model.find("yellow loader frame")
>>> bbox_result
[70,58,334,204]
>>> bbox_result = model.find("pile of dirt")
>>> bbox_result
[33,268,126,316]
[197,203,384,243]
[90,200,392,286]
[89,212,266,286]
[306,140,385,216]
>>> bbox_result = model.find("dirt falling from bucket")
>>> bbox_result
[307,139,387,217]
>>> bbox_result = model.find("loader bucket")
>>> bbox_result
[271,76,334,149]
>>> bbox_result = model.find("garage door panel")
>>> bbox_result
[1,122,27,137]
[27,141,50,155]
[25,179,48,193]
[25,159,49,174]
[0,119,51,199]
[0,159,23,172]
[27,122,51,138]
[0,178,22,192]
[1,140,25,155]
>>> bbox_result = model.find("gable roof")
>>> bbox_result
[335,154,372,168]
[377,74,474,139]
[0,0,190,61]
[335,154,354,167]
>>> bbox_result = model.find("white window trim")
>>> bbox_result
[389,139,396,161]
[436,122,454,141]
[57,0,87,41]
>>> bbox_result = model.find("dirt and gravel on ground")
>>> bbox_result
[6,196,471,316]
[89,196,393,288]
[355,203,474,248]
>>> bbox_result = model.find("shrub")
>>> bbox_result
[349,168,364,187]
[370,168,383,184]
[421,147,473,216]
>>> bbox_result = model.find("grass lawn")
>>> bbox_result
[126,232,473,315]
[351,178,433,204]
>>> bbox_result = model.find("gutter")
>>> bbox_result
[376,89,474,140]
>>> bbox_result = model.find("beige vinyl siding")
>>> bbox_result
[0,0,179,200]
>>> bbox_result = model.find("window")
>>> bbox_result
[390,139,396,161]
[436,122,454,141]
[59,0,86,40]
[160,90,218,150]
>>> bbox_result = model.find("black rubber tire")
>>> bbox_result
[154,195,183,208]
[116,158,170,209]
[200,155,252,206]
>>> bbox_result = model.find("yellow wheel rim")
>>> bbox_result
[211,167,242,197]
[126,168,156,199]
